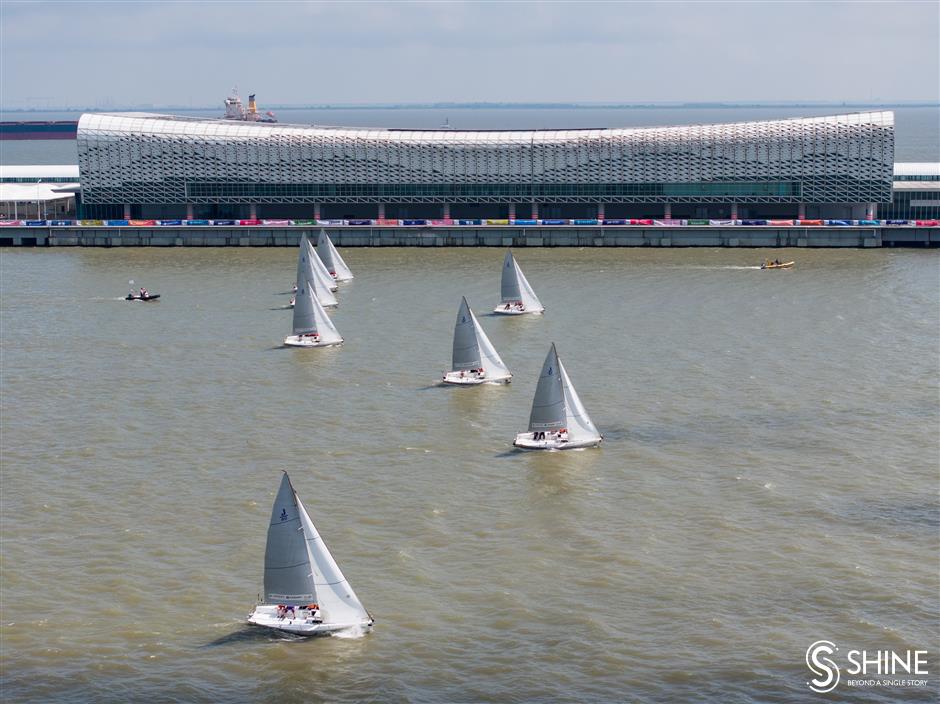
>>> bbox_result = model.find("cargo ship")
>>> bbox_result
[223,89,276,123]
[0,121,78,140]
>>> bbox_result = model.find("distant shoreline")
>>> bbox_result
[2,101,938,114]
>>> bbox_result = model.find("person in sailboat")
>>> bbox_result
[139,287,148,299]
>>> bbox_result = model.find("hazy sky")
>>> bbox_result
[2,1,938,108]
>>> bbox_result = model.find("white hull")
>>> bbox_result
[493,305,544,316]
[284,335,343,348]
[513,431,601,450]
[293,282,337,293]
[248,604,372,636]
[330,272,354,282]
[442,370,511,385]
[288,300,336,309]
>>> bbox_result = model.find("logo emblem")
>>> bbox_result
[547,366,553,375]
[806,641,840,693]
[279,508,288,522]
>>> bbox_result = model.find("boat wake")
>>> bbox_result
[331,624,370,639]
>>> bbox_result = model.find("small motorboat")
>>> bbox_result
[760,261,795,270]
[125,292,160,301]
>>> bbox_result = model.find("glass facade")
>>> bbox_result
[77,111,895,211]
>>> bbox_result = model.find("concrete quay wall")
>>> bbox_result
[2,226,938,248]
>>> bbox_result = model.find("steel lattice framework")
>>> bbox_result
[77,111,894,205]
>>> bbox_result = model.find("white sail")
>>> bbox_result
[298,237,338,307]
[528,343,566,432]
[452,297,482,370]
[296,495,370,625]
[306,238,339,292]
[470,307,511,377]
[264,473,317,604]
[318,229,354,281]
[514,262,543,311]
[293,281,343,344]
[558,356,601,444]
[500,250,522,303]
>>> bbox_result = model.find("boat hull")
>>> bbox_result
[760,261,795,270]
[513,432,602,450]
[248,605,372,636]
[284,335,343,348]
[493,305,544,315]
[125,294,160,301]
[330,273,354,282]
[442,370,511,385]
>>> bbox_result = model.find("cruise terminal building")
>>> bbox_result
[77,111,895,223]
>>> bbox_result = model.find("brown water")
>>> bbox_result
[2,247,938,703]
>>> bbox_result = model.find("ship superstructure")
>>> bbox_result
[222,89,277,123]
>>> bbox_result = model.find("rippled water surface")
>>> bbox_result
[2,247,938,703]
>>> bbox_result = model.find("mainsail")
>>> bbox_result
[292,281,342,344]
[305,238,338,292]
[297,237,337,307]
[317,229,354,280]
[500,250,522,303]
[296,495,370,624]
[470,306,510,377]
[528,343,567,432]
[558,356,601,443]
[452,297,482,370]
[499,250,543,310]
[264,473,316,604]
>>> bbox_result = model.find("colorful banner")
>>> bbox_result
[740,219,768,226]
[796,219,823,226]
[158,219,182,226]
[212,219,236,226]
[80,220,104,226]
[375,219,401,226]
[485,219,510,225]
[915,220,940,227]
[457,219,482,226]
[601,219,627,225]
[0,220,23,226]
[262,219,290,226]
[630,219,654,225]
[317,219,345,225]
[347,219,373,226]
[106,220,130,226]
[25,220,47,226]
[825,220,851,226]
[291,219,317,226]
[885,220,910,225]
[708,219,734,226]
[767,219,795,226]
[185,219,210,226]
[573,219,599,225]
[429,219,455,226]
[687,219,710,226]
[239,219,262,226]
[541,219,568,225]
[401,219,427,226]
[857,219,880,226]
[511,219,538,226]
[49,220,74,226]
[129,219,157,226]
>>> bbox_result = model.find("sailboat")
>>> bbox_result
[493,250,544,315]
[291,235,338,294]
[292,238,338,308]
[442,297,512,385]
[317,229,354,281]
[513,343,602,450]
[284,280,343,348]
[247,473,373,636]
